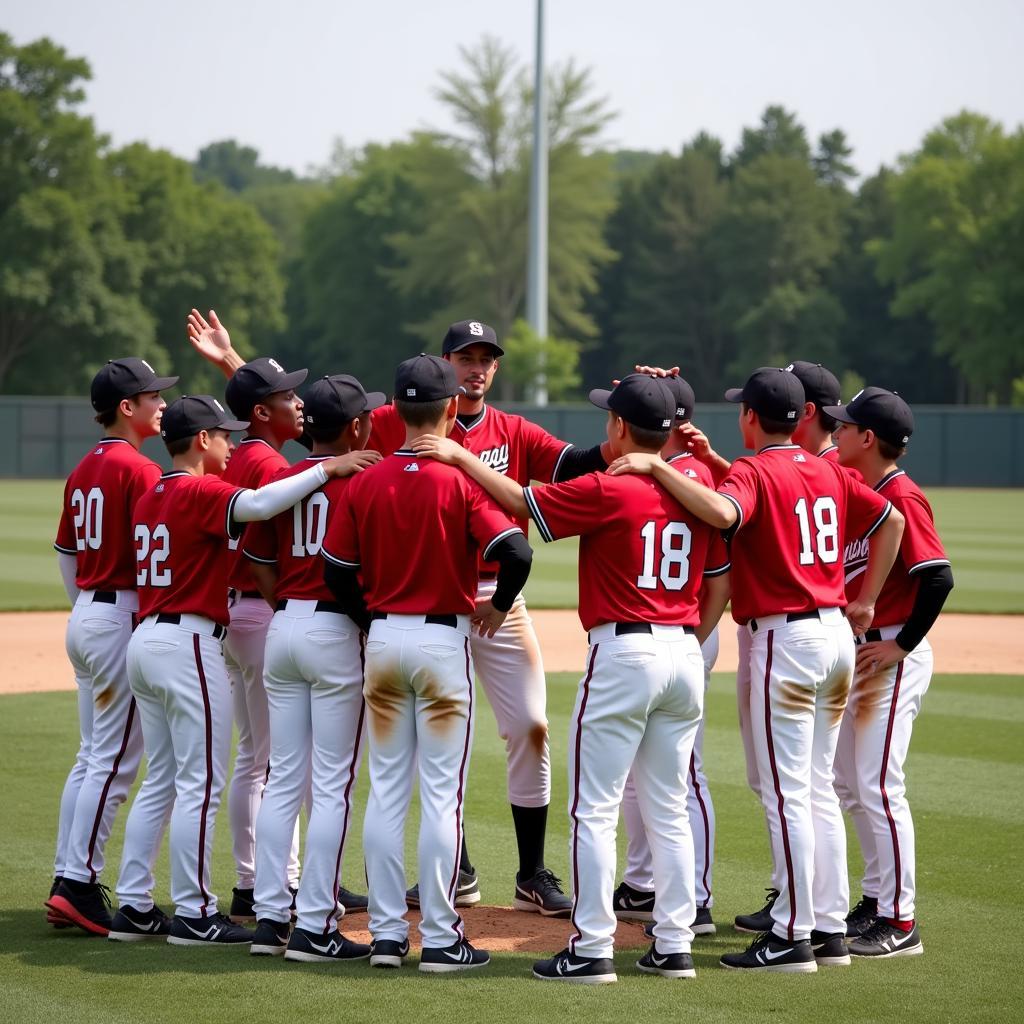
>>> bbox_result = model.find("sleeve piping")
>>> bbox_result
[321,547,360,569]
[53,542,77,555]
[242,549,277,565]
[862,500,892,540]
[551,443,574,483]
[523,486,555,543]
[482,526,524,562]
[703,561,731,578]
[720,492,744,530]
[908,557,951,575]
[226,489,244,541]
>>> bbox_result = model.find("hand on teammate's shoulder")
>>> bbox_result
[323,450,382,479]
[410,435,465,465]
[607,452,663,477]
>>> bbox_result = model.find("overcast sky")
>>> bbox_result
[7,0,1023,177]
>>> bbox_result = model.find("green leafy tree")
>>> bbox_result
[499,319,581,401]
[734,105,810,168]
[194,140,296,192]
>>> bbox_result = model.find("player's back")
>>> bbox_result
[55,438,162,591]
[720,444,889,623]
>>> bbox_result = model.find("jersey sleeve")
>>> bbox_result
[520,417,574,484]
[894,491,949,574]
[523,473,606,543]
[367,404,404,457]
[54,478,77,554]
[321,487,361,569]
[843,474,892,540]
[125,460,163,513]
[197,476,246,541]
[704,528,731,577]
[716,459,760,531]
[465,480,523,559]
[243,517,278,565]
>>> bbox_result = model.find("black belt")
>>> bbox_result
[276,599,346,615]
[230,589,263,601]
[92,591,117,604]
[154,613,227,641]
[478,571,498,581]
[613,623,697,636]
[371,612,459,628]
[749,609,820,633]
[864,628,883,643]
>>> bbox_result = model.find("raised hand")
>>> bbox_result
[187,308,234,365]
[678,422,712,459]
[633,364,680,378]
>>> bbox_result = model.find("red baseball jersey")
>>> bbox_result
[222,437,288,592]
[243,457,349,603]
[370,403,571,572]
[54,438,163,591]
[525,473,728,632]
[322,450,521,615]
[844,469,949,627]
[133,472,243,626]
[667,452,731,575]
[718,443,892,624]
[819,444,840,463]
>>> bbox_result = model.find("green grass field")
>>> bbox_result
[1,481,1022,613]
[1,671,1022,1023]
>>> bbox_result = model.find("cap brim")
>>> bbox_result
[724,388,745,403]
[216,418,251,432]
[263,368,309,395]
[149,375,179,392]
[822,404,858,425]
[446,340,505,357]
[588,388,613,412]
[363,391,388,412]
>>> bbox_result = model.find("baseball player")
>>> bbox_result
[118,395,363,946]
[416,374,727,983]
[732,359,847,935]
[241,375,384,960]
[613,375,729,937]
[321,354,533,972]
[608,367,905,972]
[46,359,179,937]
[828,388,953,957]
[371,321,614,915]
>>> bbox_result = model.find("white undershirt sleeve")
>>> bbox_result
[232,462,329,523]
[57,551,80,605]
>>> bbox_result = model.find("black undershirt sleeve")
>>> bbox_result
[895,564,954,652]
[553,444,607,482]
[323,561,371,634]
[489,532,533,612]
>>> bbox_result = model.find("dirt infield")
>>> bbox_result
[340,905,648,953]
[0,610,1017,696]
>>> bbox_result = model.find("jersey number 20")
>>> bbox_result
[71,487,103,551]
[637,521,692,591]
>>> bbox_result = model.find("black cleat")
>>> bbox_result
[636,942,696,979]
[370,937,410,968]
[45,879,113,936]
[721,931,817,973]
[250,918,290,956]
[513,869,572,918]
[734,888,779,934]
[848,920,923,958]
[284,926,371,963]
[168,912,254,946]
[228,887,256,924]
[46,876,73,929]
[811,929,851,966]
[845,895,878,937]
[338,886,369,914]
[407,869,480,909]
[108,904,171,942]
[533,947,617,984]
[420,939,490,973]
[692,907,716,935]
[611,881,655,922]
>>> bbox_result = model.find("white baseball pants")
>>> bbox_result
[749,608,854,941]
[834,629,932,922]
[621,629,719,907]
[362,615,475,950]
[471,581,549,808]
[254,603,365,934]
[568,625,704,959]
[123,616,232,918]
[56,590,144,884]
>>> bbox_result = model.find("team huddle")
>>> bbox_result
[44,311,953,981]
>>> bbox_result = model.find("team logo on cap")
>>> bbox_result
[406,388,416,397]
[784,363,794,371]
[469,322,484,336]
[661,418,671,428]
[268,358,285,374]
[676,406,687,418]
[141,359,155,373]
[213,399,226,412]
[786,410,796,419]
[851,388,864,402]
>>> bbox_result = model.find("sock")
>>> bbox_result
[884,918,914,932]
[510,803,548,880]
[459,834,474,875]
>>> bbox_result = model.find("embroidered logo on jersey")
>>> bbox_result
[684,468,698,478]
[477,444,510,475]
[94,447,105,455]
[403,462,419,472]
[156,483,165,492]
[793,453,806,462]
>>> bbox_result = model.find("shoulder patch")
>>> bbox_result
[403,462,419,472]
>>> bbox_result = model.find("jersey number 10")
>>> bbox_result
[291,493,329,557]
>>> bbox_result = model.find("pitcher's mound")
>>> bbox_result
[342,905,650,953]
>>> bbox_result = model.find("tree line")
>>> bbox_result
[2,32,1022,404]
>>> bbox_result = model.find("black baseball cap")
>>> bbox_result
[785,361,841,409]
[725,367,805,423]
[589,374,675,432]
[90,358,179,413]
[824,387,914,448]
[225,357,308,418]
[662,375,697,423]
[304,374,387,428]
[160,395,249,444]
[394,354,466,402]
[442,320,504,357]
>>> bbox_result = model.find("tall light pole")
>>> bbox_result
[526,0,548,405]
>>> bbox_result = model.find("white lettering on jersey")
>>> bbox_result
[844,536,870,583]
[477,444,510,475]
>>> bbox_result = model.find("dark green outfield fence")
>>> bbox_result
[2,396,1022,487]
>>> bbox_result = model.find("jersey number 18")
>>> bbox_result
[794,496,839,565]
[637,521,692,591]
